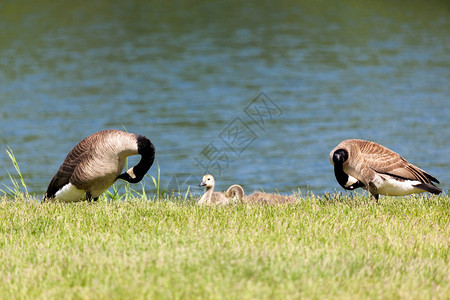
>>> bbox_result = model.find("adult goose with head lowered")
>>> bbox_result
[45,129,155,202]
[329,139,441,202]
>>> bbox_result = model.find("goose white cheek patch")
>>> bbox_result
[127,168,136,179]
[344,175,359,188]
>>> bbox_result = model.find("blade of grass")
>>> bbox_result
[1,147,28,199]
[183,185,191,202]
[149,161,161,201]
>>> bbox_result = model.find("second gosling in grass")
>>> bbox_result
[244,191,298,205]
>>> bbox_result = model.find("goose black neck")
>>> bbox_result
[133,135,155,182]
[333,164,365,190]
[118,135,155,183]
[334,164,351,189]
[332,149,349,189]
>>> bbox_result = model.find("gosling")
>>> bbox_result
[198,174,244,205]
[244,191,298,205]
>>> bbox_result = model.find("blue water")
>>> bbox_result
[1,1,449,197]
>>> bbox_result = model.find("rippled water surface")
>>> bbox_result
[1,1,449,196]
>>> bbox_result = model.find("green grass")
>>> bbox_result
[0,146,29,199]
[0,193,448,299]
[1,149,449,299]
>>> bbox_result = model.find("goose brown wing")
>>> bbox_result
[372,160,439,184]
[361,142,437,184]
[45,137,92,198]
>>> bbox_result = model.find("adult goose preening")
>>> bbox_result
[44,129,155,202]
[329,139,442,202]
[198,174,244,205]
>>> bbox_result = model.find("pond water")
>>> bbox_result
[1,1,449,197]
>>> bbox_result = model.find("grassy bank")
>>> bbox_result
[0,193,448,299]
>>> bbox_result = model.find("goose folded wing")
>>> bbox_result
[365,152,435,184]
[46,156,79,198]
[45,140,91,198]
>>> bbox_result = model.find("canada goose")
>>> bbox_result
[329,139,442,202]
[45,129,155,202]
[244,191,297,205]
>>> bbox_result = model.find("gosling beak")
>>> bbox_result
[199,181,207,187]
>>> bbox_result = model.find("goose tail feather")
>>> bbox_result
[413,183,442,195]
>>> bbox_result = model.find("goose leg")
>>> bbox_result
[371,193,379,204]
[86,192,94,202]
